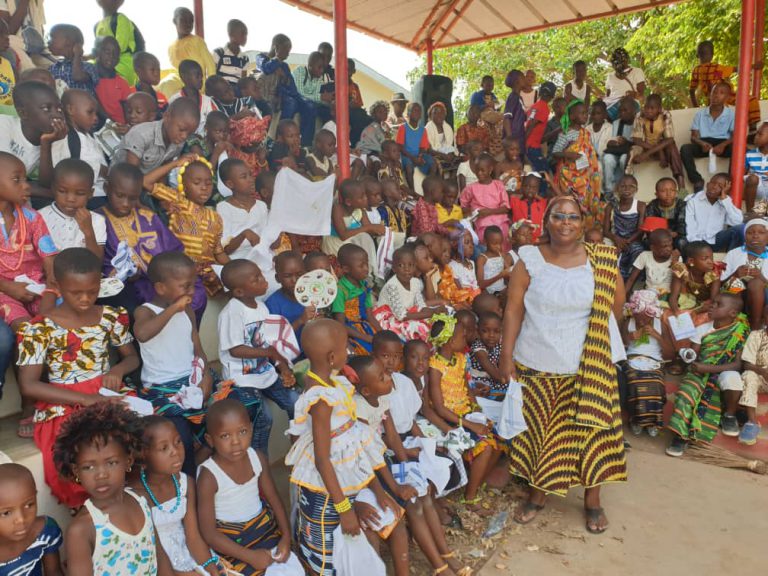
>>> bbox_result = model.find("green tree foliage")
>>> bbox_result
[409,0,764,114]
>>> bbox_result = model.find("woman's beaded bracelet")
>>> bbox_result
[200,554,219,569]
[334,497,352,513]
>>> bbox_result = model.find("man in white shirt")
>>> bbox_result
[685,172,743,251]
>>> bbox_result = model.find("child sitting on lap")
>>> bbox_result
[18,249,139,508]
[198,400,299,575]
[134,252,215,475]
[0,464,63,576]
[449,227,479,292]
[625,228,677,300]
[374,246,440,342]
[332,244,382,354]
[219,260,299,454]
[436,237,479,308]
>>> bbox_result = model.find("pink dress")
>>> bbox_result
[460,180,510,245]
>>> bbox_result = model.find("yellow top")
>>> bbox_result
[168,35,216,78]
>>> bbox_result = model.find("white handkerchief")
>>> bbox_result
[14,274,45,295]
[99,388,154,416]
[111,240,138,282]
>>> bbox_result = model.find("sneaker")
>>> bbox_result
[721,414,740,437]
[666,436,687,457]
[630,423,643,436]
[739,422,761,446]
[647,426,660,438]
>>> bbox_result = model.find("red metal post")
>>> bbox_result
[334,0,350,179]
[193,0,205,38]
[753,0,765,98]
[426,38,434,75]
[731,0,756,207]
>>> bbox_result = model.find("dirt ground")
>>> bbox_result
[470,433,768,576]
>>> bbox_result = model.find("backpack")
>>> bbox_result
[110,14,145,54]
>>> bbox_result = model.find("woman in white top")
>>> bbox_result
[500,196,627,535]
[425,102,459,173]
[604,48,646,121]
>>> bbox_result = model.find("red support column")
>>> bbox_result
[753,0,765,98]
[193,0,205,38]
[334,0,350,179]
[426,38,434,75]
[731,0,756,207]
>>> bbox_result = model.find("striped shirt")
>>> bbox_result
[745,149,768,183]
[212,46,249,86]
[0,516,62,576]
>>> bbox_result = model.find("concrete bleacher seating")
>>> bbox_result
[1,101,766,523]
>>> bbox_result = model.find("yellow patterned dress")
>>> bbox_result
[150,183,226,295]
[507,243,627,496]
[429,352,498,459]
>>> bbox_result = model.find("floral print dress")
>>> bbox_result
[85,489,157,575]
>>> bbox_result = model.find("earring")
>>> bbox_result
[127,466,132,473]
[74,475,80,484]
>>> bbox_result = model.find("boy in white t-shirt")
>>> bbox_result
[51,89,108,199]
[38,158,107,259]
[216,158,268,260]
[625,228,678,299]
[218,259,300,453]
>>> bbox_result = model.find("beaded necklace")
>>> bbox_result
[140,469,181,514]
[306,369,357,420]
[0,205,27,273]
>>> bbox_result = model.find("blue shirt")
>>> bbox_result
[49,59,99,96]
[265,289,306,344]
[745,149,768,183]
[470,89,498,108]
[691,106,735,139]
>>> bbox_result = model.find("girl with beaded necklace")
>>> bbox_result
[131,416,224,576]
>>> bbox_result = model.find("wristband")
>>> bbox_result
[200,554,219,569]
[334,497,352,513]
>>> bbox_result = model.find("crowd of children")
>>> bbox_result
[0,2,766,574]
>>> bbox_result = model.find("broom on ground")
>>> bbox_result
[685,441,768,475]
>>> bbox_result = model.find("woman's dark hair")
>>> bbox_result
[53,402,144,481]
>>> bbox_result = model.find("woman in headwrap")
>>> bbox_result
[551,100,604,228]
[604,47,646,121]
[500,195,627,534]
[503,69,526,152]
[228,114,272,178]
[425,101,460,174]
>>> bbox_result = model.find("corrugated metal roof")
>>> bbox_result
[278,0,685,52]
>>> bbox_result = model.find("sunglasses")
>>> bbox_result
[549,212,582,222]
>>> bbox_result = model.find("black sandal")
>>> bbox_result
[585,507,608,534]
[513,500,545,525]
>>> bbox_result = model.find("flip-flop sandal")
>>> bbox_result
[460,496,493,517]
[441,552,473,576]
[17,416,34,439]
[513,500,545,525]
[585,507,608,534]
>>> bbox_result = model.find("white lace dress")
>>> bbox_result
[148,474,198,572]
[285,377,386,495]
